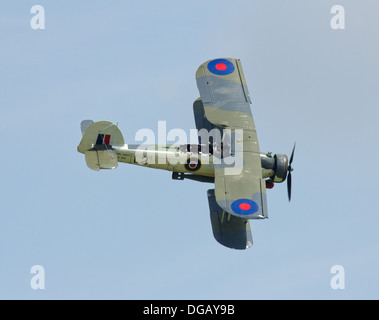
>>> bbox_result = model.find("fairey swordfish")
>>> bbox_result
[77,58,295,250]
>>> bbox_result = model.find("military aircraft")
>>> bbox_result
[77,58,295,250]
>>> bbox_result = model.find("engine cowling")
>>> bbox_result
[272,154,288,183]
[262,144,295,201]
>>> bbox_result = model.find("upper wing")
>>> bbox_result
[195,58,252,128]
[196,58,268,219]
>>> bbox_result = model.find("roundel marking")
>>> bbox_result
[239,203,251,211]
[215,63,227,71]
[207,59,235,76]
[231,199,259,215]
[184,157,201,172]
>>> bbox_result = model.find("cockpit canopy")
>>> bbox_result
[179,143,213,155]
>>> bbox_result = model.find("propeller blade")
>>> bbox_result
[287,142,295,202]
[287,171,292,202]
[289,143,296,165]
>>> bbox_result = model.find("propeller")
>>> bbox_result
[287,143,296,202]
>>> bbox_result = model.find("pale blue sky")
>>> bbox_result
[1,0,379,299]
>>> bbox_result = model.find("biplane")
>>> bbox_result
[77,58,295,249]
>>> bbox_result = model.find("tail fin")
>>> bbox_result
[77,120,125,171]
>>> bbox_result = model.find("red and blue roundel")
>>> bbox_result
[231,199,259,215]
[207,59,235,76]
[185,157,201,172]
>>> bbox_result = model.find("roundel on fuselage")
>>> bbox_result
[184,157,201,172]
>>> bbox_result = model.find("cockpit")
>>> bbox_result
[179,143,214,155]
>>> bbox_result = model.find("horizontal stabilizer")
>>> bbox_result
[85,148,118,171]
[207,189,253,250]
[81,120,94,136]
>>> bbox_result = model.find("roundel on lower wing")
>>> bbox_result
[207,59,235,76]
[231,199,259,215]
[184,157,201,172]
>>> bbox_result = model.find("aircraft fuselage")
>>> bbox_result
[113,144,276,180]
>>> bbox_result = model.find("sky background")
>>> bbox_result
[1,0,378,300]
